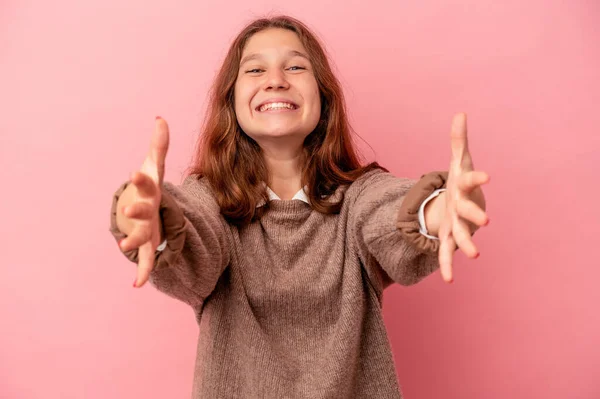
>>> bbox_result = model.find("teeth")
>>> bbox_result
[259,102,295,112]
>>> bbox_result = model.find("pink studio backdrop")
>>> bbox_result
[1,1,599,398]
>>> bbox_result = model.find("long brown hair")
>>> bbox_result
[187,15,386,227]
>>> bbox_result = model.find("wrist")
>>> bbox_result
[423,191,447,237]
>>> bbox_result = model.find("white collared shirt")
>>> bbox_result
[156,186,445,252]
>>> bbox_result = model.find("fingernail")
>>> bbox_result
[449,278,454,284]
[133,279,137,288]
[485,219,490,226]
[155,116,161,120]
[475,253,480,259]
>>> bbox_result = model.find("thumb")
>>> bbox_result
[149,116,170,183]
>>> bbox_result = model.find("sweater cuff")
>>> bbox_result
[397,171,449,253]
[109,182,187,266]
[418,188,447,239]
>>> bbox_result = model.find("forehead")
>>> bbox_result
[241,28,307,58]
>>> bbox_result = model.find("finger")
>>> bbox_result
[119,223,152,252]
[453,218,479,258]
[450,112,470,165]
[123,201,155,220]
[438,225,456,283]
[456,197,489,227]
[458,171,490,193]
[134,242,155,288]
[149,117,170,183]
[130,171,157,198]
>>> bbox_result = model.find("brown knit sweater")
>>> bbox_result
[109,168,449,398]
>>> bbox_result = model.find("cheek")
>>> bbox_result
[308,85,321,118]
[233,96,243,119]
[297,76,319,103]
[234,84,250,119]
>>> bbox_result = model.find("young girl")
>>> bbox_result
[110,15,488,399]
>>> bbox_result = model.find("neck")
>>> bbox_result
[261,143,304,200]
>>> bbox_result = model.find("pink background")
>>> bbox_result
[1,0,599,398]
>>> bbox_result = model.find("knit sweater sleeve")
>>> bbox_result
[109,175,230,308]
[349,169,448,290]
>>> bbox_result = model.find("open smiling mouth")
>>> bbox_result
[256,102,299,112]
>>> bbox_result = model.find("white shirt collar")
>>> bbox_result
[264,186,309,204]
[256,184,340,208]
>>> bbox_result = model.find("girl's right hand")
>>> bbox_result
[117,117,170,288]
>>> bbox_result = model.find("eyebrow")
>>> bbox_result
[239,50,310,66]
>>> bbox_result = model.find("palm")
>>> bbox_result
[437,113,489,283]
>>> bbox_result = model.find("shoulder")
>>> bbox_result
[163,174,221,212]
[343,168,415,202]
[180,174,214,195]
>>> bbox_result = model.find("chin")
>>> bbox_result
[251,124,310,139]
[254,131,304,142]
[265,128,297,137]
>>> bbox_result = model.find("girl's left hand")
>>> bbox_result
[437,113,490,283]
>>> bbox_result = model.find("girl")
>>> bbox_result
[110,15,488,399]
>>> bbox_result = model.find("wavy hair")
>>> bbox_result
[187,15,386,226]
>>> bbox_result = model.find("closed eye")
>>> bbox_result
[246,68,264,74]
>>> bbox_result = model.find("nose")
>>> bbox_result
[264,68,290,91]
